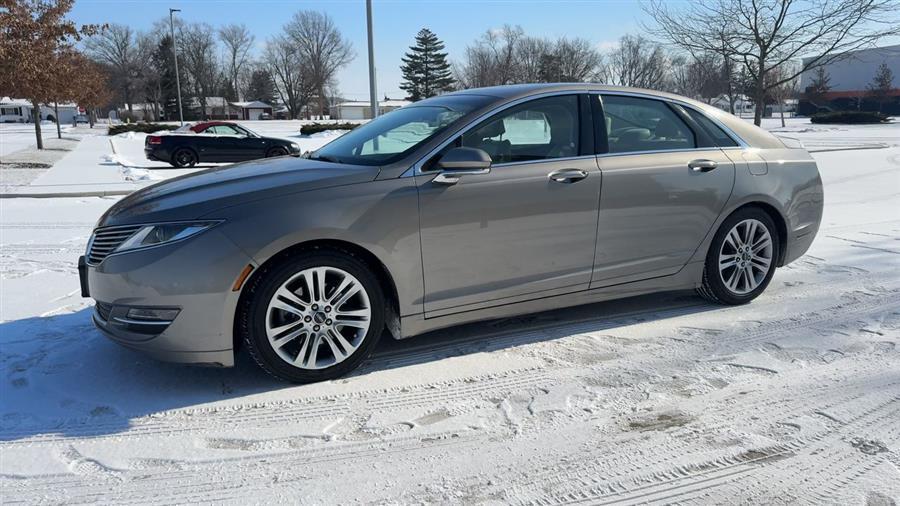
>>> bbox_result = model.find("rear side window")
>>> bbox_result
[600,95,695,154]
[684,108,739,147]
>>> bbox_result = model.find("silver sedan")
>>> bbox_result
[79,84,824,383]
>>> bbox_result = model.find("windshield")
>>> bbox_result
[311,95,493,166]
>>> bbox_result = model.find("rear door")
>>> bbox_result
[591,93,735,286]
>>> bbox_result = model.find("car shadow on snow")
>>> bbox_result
[0,291,717,442]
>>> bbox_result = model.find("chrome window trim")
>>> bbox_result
[596,147,730,159]
[592,90,749,149]
[407,89,588,177]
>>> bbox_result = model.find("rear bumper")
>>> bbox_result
[83,229,255,367]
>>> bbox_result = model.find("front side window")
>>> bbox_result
[460,95,579,165]
[311,95,493,166]
[601,95,695,154]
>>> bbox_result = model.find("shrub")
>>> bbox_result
[108,123,180,136]
[810,111,890,124]
[300,122,360,135]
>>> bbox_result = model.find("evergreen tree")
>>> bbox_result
[400,28,455,101]
[246,69,277,105]
[866,62,895,113]
[151,35,179,121]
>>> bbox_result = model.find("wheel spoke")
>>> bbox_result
[270,299,304,317]
[328,329,355,353]
[267,320,304,339]
[315,267,328,302]
[273,328,307,349]
[745,220,758,245]
[321,331,347,362]
[752,236,772,254]
[274,286,307,311]
[725,268,740,291]
[332,282,361,309]
[719,253,738,269]
[301,334,321,368]
[725,229,740,250]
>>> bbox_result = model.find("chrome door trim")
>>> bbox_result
[405,89,589,177]
[590,89,750,149]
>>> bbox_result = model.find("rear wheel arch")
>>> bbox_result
[234,239,401,351]
[732,202,788,266]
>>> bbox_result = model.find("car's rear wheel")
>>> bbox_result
[698,208,779,305]
[266,146,289,158]
[171,148,198,168]
[238,250,385,383]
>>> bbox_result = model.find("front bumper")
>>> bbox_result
[80,228,255,367]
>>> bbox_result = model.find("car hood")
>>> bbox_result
[98,157,380,227]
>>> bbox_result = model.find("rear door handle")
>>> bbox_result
[548,168,588,183]
[688,159,718,172]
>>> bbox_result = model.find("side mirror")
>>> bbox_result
[433,147,492,185]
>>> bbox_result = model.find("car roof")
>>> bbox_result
[444,83,692,101]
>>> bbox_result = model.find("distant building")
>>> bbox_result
[709,94,754,116]
[229,101,273,121]
[333,99,410,120]
[1,97,78,123]
[798,44,900,115]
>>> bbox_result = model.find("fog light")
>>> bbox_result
[126,308,180,321]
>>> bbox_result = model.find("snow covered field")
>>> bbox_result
[1,118,898,504]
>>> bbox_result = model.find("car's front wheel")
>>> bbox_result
[698,207,780,305]
[266,146,289,158]
[238,250,385,383]
[171,148,198,168]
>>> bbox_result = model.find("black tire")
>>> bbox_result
[266,146,289,158]
[697,207,780,305]
[237,249,385,383]
[171,148,198,168]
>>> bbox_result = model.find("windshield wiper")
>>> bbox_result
[309,154,341,163]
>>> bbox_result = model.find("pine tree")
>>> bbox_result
[866,62,895,113]
[247,69,277,105]
[400,29,455,101]
[152,36,179,121]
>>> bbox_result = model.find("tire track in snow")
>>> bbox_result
[521,391,900,505]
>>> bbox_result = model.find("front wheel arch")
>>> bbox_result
[233,239,401,352]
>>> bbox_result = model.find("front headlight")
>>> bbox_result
[115,221,220,253]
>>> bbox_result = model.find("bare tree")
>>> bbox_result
[84,24,144,113]
[285,11,354,118]
[179,22,220,120]
[601,34,669,90]
[515,36,552,83]
[545,38,603,82]
[455,25,524,88]
[264,35,313,119]
[645,0,900,125]
[219,23,254,101]
[670,51,726,102]
[767,62,801,126]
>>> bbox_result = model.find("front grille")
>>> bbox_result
[86,225,142,265]
[95,302,113,321]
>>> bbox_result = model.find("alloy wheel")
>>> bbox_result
[718,218,774,295]
[265,266,371,370]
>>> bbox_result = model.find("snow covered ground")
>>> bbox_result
[0,118,898,504]
[0,122,74,159]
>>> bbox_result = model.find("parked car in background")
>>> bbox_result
[81,84,823,383]
[145,121,301,167]
[74,114,89,124]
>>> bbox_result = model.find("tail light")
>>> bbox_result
[147,136,162,145]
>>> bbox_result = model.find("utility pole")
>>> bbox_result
[366,0,379,120]
[169,8,184,125]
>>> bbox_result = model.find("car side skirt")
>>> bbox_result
[398,260,704,339]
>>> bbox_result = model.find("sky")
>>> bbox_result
[69,0,644,100]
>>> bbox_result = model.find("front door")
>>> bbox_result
[417,94,602,314]
[591,94,735,285]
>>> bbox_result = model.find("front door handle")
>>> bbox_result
[688,159,718,172]
[548,168,588,183]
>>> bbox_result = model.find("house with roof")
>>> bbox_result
[229,101,273,120]
[1,97,79,123]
